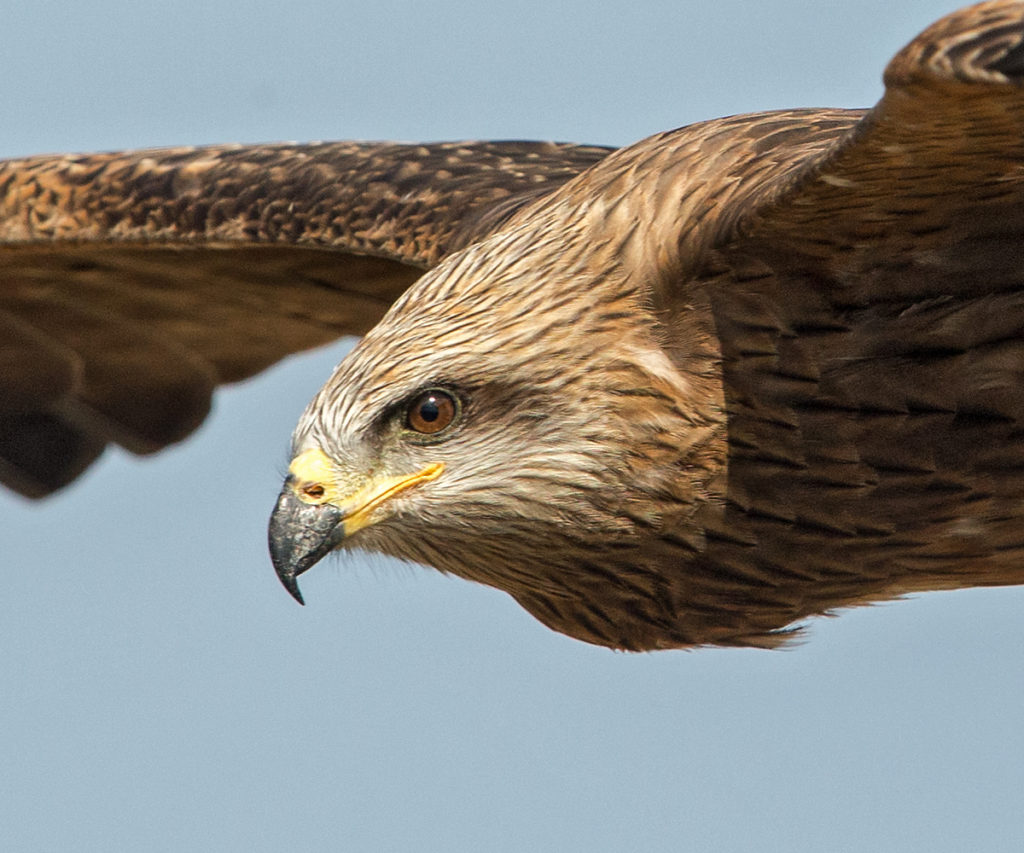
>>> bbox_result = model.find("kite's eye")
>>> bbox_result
[406,390,458,435]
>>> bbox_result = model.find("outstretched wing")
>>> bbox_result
[681,0,1024,624]
[0,140,612,497]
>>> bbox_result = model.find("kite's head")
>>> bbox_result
[268,198,727,648]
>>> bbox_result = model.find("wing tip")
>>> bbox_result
[0,413,107,499]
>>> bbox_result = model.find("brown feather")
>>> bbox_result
[7,2,1024,649]
[0,141,611,494]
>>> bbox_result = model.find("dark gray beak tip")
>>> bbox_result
[278,569,306,606]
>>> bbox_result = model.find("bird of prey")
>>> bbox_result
[2,1,1024,650]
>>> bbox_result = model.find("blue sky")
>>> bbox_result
[2,2,1022,851]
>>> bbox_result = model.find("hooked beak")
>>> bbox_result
[268,486,344,604]
[268,448,444,604]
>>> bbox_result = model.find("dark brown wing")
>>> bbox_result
[676,0,1024,632]
[0,140,612,497]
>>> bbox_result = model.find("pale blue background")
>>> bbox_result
[2,2,1022,851]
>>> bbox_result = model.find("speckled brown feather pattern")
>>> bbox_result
[11,2,1024,649]
[688,2,1024,641]
[0,140,611,494]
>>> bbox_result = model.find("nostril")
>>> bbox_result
[302,483,326,500]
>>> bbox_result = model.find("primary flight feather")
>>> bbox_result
[4,1,1024,649]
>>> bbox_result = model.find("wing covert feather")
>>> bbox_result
[685,0,1024,611]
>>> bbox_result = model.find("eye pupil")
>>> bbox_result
[420,399,440,422]
[407,390,457,435]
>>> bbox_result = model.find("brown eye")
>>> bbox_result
[406,390,457,435]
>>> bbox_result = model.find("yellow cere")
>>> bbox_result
[289,448,342,505]
[289,448,445,534]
